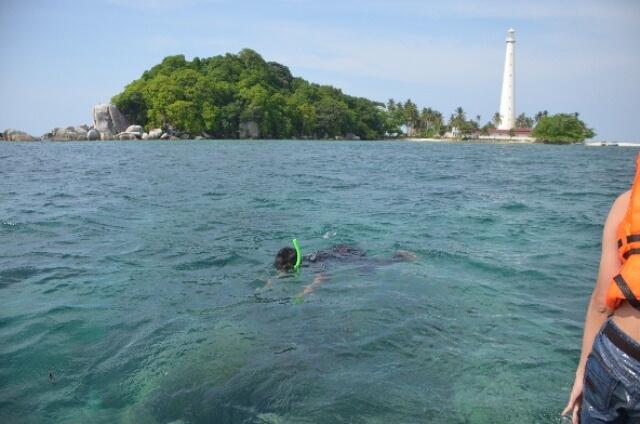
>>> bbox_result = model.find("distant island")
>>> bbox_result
[1,49,595,144]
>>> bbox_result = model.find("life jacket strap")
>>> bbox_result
[623,248,640,260]
[618,234,640,248]
[613,274,640,311]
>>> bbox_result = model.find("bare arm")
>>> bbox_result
[563,191,628,422]
[296,272,327,299]
[302,272,327,295]
[577,192,627,371]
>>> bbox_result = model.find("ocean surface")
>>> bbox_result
[0,140,637,424]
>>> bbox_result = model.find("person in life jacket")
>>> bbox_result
[605,155,640,311]
[563,154,640,424]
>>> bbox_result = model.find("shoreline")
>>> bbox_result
[4,138,638,146]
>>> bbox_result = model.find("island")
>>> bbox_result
[2,49,595,144]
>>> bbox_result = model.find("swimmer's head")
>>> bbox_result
[274,247,297,271]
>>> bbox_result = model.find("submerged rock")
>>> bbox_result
[92,103,129,140]
[3,129,38,141]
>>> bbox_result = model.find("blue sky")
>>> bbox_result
[1,0,639,140]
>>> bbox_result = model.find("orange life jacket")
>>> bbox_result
[606,154,640,311]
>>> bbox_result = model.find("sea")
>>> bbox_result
[1,140,637,424]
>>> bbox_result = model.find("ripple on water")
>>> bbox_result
[0,141,633,423]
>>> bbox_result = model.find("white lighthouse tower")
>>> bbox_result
[498,29,516,130]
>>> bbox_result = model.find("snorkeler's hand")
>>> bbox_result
[393,250,417,261]
[561,375,583,424]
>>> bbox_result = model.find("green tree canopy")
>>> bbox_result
[112,49,388,139]
[532,113,595,143]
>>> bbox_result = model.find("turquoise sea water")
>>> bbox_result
[0,140,636,423]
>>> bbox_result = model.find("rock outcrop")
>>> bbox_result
[344,133,361,141]
[46,125,90,141]
[239,121,259,139]
[125,125,144,136]
[92,104,129,140]
[148,128,163,139]
[115,132,140,140]
[87,129,101,140]
[3,129,38,141]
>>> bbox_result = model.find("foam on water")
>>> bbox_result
[0,140,635,423]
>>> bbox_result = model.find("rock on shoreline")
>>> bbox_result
[3,129,38,141]
[92,104,129,140]
[45,125,92,141]
[3,103,364,142]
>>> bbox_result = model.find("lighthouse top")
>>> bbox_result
[506,28,515,43]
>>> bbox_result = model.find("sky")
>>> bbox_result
[1,0,639,141]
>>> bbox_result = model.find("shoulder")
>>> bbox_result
[603,190,630,237]
[613,190,631,211]
[609,190,630,222]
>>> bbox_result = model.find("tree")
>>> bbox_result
[448,107,476,135]
[419,107,444,137]
[383,99,406,135]
[403,99,420,136]
[492,112,502,128]
[532,113,596,143]
[534,110,548,124]
[111,49,391,139]
[515,113,534,129]
[112,82,147,126]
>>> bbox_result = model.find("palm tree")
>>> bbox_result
[419,107,445,136]
[404,99,420,136]
[386,99,396,112]
[432,110,444,135]
[534,110,548,124]
[492,112,502,127]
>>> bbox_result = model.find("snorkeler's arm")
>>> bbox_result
[300,273,327,297]
[254,278,274,294]
[562,191,628,422]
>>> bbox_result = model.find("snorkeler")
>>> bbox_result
[266,239,417,299]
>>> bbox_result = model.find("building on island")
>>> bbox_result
[444,126,460,139]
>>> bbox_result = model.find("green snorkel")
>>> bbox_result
[292,238,302,272]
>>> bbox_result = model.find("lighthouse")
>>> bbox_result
[498,29,516,130]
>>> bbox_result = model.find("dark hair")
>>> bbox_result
[274,247,297,271]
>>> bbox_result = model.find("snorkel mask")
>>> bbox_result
[292,239,302,272]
